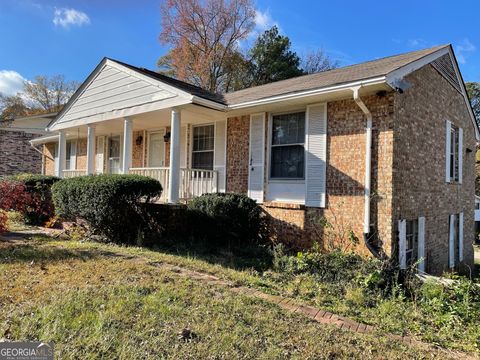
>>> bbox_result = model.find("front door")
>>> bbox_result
[108,135,122,174]
[148,131,165,167]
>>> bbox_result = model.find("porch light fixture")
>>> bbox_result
[135,135,143,146]
[164,131,171,143]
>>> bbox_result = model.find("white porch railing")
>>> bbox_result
[180,168,218,201]
[128,167,218,202]
[129,167,170,203]
[63,169,87,178]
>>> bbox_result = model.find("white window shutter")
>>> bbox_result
[449,214,455,268]
[445,120,451,183]
[459,212,464,262]
[248,113,265,203]
[417,217,426,273]
[305,103,327,207]
[458,127,463,184]
[214,120,226,192]
[96,136,105,174]
[180,126,187,168]
[399,219,407,270]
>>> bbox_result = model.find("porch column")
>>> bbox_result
[168,108,181,203]
[122,117,133,174]
[86,125,96,175]
[56,130,67,178]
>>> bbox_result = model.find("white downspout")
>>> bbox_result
[352,86,372,235]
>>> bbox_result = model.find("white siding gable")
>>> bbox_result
[52,60,192,129]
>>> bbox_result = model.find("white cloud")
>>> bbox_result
[254,9,272,30]
[0,70,26,96]
[456,39,476,64]
[53,8,90,29]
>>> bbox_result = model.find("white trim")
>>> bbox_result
[446,120,452,183]
[229,76,386,110]
[386,47,450,87]
[399,219,407,270]
[30,134,61,145]
[305,103,327,208]
[458,127,463,184]
[248,112,266,203]
[449,214,455,268]
[459,212,464,262]
[418,216,426,273]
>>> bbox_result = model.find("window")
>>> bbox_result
[405,219,418,266]
[65,141,75,170]
[270,112,305,179]
[192,125,214,170]
[108,135,121,174]
[449,214,461,265]
[449,125,460,182]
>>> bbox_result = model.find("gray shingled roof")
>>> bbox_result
[114,45,449,107]
[223,45,449,105]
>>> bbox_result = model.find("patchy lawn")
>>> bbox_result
[0,234,470,359]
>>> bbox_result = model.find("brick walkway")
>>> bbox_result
[153,262,429,347]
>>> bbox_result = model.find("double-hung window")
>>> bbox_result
[65,140,76,170]
[270,112,305,179]
[192,125,214,170]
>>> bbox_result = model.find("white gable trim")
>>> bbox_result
[387,46,480,141]
[49,58,225,131]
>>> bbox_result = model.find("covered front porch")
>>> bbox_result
[40,57,229,203]
[55,106,226,203]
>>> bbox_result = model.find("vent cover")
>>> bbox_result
[431,54,461,93]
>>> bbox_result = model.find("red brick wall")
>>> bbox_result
[392,64,476,274]
[226,115,250,193]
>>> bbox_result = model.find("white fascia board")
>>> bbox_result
[192,95,227,111]
[49,96,193,131]
[386,46,480,141]
[385,47,450,86]
[228,76,386,110]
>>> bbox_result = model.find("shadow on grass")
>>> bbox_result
[150,238,274,273]
[0,243,100,264]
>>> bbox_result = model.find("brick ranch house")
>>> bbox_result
[31,44,479,275]
[0,113,56,176]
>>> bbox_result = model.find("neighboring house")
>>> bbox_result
[32,44,479,275]
[0,113,56,176]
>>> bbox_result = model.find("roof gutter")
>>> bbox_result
[191,95,227,111]
[228,76,386,110]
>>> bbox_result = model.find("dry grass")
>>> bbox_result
[0,235,470,359]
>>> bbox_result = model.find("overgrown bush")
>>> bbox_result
[4,174,60,224]
[0,179,40,232]
[52,174,162,244]
[187,193,262,246]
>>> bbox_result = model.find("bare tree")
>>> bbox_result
[301,49,339,74]
[0,93,29,120]
[158,0,255,93]
[23,75,79,113]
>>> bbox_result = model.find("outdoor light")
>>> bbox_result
[164,131,171,142]
[135,135,143,146]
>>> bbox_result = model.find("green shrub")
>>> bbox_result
[187,193,262,245]
[0,174,59,225]
[52,174,162,244]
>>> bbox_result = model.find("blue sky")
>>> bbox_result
[0,0,479,95]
